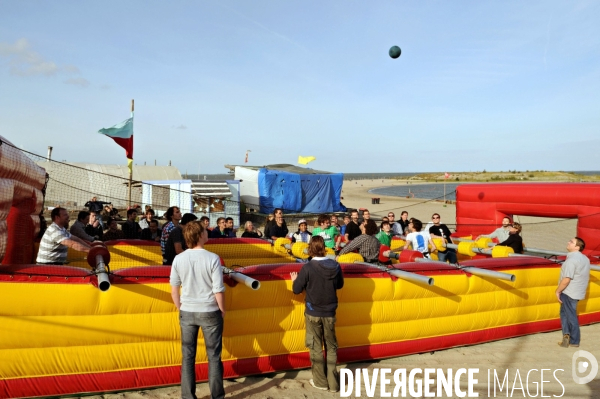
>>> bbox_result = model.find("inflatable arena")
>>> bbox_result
[1,137,599,398]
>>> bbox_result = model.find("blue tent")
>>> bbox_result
[235,165,347,214]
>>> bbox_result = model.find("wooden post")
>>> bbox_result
[128,99,134,208]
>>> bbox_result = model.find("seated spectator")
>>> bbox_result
[85,197,111,228]
[101,205,112,223]
[477,216,512,243]
[263,213,275,238]
[345,210,361,241]
[392,211,409,236]
[85,211,103,241]
[122,209,141,239]
[139,208,161,231]
[429,213,457,263]
[330,215,341,233]
[241,221,263,238]
[210,217,229,239]
[109,206,123,221]
[340,214,351,237]
[268,211,289,240]
[376,221,392,246]
[495,222,524,254]
[140,219,161,242]
[69,211,97,243]
[200,216,211,231]
[290,219,312,243]
[404,219,437,259]
[164,213,198,265]
[338,219,380,263]
[225,217,237,238]
[312,214,340,249]
[103,218,125,241]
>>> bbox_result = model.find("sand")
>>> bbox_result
[76,179,600,399]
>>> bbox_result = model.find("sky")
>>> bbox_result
[1,1,599,174]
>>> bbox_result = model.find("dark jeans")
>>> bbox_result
[180,310,225,399]
[437,249,457,264]
[560,293,581,345]
[305,314,340,391]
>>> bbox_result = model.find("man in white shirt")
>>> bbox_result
[170,221,226,399]
[403,219,437,259]
[37,207,91,265]
[556,237,590,348]
[478,216,512,243]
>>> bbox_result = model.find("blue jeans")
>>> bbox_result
[437,249,457,264]
[180,310,225,399]
[560,293,581,345]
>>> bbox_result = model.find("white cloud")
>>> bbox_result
[0,38,90,86]
[64,77,90,87]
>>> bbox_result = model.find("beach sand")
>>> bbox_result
[78,179,599,399]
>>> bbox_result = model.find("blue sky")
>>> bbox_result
[1,1,599,174]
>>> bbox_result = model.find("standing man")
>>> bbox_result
[344,210,362,241]
[161,206,182,263]
[170,221,226,399]
[556,237,590,348]
[291,236,344,393]
[428,213,457,263]
[37,207,91,265]
[164,213,198,265]
[478,216,512,243]
[85,197,111,228]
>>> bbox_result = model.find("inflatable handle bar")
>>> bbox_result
[414,258,516,282]
[461,266,516,282]
[355,262,434,286]
[453,238,568,257]
[222,266,261,290]
[94,254,111,292]
[590,265,600,272]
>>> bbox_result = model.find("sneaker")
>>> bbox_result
[558,334,570,348]
[330,389,339,393]
[309,379,328,391]
[570,344,580,347]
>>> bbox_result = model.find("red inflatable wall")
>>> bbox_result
[0,137,46,264]
[456,183,600,255]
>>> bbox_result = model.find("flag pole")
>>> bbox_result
[128,99,134,208]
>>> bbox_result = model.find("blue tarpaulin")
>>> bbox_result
[258,168,346,214]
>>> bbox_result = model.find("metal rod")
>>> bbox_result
[414,258,516,282]
[95,254,111,292]
[222,266,260,290]
[356,262,434,286]
[590,265,600,272]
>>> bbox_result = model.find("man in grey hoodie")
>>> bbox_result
[290,236,344,393]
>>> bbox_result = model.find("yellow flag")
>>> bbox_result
[298,155,316,165]
[127,159,133,174]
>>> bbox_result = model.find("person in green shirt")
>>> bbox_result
[312,214,340,249]
[376,221,392,247]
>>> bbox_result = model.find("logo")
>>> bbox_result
[572,350,599,384]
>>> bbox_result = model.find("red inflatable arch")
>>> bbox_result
[0,136,46,265]
[455,183,600,256]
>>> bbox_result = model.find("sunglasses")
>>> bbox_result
[433,216,440,219]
